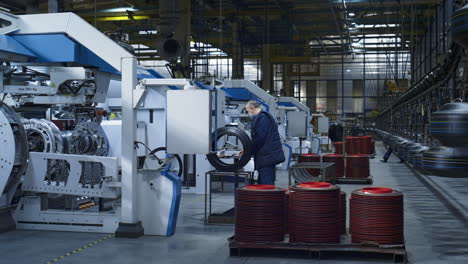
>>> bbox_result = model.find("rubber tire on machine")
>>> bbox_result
[206,126,252,172]
[422,146,468,177]
[430,103,468,148]
[452,5,468,49]
[148,147,183,177]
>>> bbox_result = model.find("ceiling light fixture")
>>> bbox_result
[102,7,138,13]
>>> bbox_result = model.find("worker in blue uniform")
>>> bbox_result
[245,100,285,185]
[381,147,404,163]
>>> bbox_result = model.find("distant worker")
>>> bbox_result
[245,100,285,185]
[381,147,404,163]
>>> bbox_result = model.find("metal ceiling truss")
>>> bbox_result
[5,0,437,60]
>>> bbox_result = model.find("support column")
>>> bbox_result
[174,0,191,78]
[26,0,39,14]
[231,20,244,79]
[283,64,293,96]
[115,57,144,238]
[306,80,317,112]
[48,0,61,13]
[262,44,273,93]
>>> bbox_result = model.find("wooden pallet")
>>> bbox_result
[334,176,373,184]
[229,237,407,263]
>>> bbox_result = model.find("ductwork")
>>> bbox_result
[157,0,184,62]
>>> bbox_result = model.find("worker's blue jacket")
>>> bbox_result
[251,110,285,170]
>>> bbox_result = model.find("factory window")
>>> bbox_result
[293,80,300,98]
[273,64,283,96]
[293,79,307,104]
[291,64,312,105]
[244,59,261,85]
[292,64,300,73]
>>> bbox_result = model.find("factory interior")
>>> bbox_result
[2,0,468,263]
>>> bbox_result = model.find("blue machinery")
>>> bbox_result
[0,11,221,238]
[0,10,316,237]
[220,80,314,169]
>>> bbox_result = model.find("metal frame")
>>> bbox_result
[1,12,202,235]
[22,152,120,198]
[375,0,467,143]
[15,196,119,233]
[288,162,336,186]
[204,170,254,224]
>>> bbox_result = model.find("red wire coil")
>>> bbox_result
[369,139,376,155]
[346,154,370,178]
[323,154,345,178]
[300,181,332,188]
[345,136,374,155]
[339,191,346,235]
[284,190,289,235]
[246,184,276,190]
[235,186,286,243]
[334,141,344,154]
[298,154,321,176]
[350,187,404,245]
[345,136,359,155]
[361,136,375,155]
[288,183,340,243]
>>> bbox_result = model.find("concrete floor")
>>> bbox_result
[2,142,468,264]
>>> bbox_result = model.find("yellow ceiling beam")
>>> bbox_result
[78,10,159,17]
[96,15,152,21]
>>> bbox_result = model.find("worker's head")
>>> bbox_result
[245,100,262,117]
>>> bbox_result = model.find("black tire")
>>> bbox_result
[206,127,252,171]
[149,147,183,177]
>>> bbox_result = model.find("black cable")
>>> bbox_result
[133,143,184,176]
[75,80,95,95]
[60,80,96,95]
[134,141,161,162]
[166,64,176,78]
[134,141,154,152]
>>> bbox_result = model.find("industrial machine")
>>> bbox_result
[277,96,323,156]
[221,80,313,155]
[0,11,217,237]
[194,80,313,185]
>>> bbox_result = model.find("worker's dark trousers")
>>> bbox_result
[382,147,394,162]
[382,147,404,163]
[257,166,276,185]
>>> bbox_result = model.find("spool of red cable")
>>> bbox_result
[345,137,358,154]
[350,187,404,245]
[346,136,374,155]
[298,154,321,176]
[235,185,286,243]
[323,154,344,178]
[284,189,289,235]
[339,191,346,235]
[346,154,370,178]
[289,182,340,243]
[355,137,366,154]
[370,140,376,155]
[361,136,373,155]
[334,141,344,154]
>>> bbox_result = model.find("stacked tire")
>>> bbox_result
[423,103,468,177]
